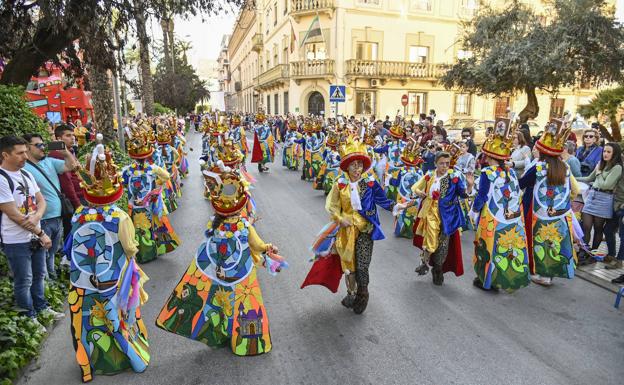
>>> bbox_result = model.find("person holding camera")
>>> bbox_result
[23,133,78,280]
[576,127,603,177]
[0,136,63,332]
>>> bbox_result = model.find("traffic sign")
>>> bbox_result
[401,94,408,107]
[329,85,346,103]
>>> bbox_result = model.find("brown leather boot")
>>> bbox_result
[353,286,369,314]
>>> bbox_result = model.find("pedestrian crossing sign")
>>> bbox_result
[329,85,346,103]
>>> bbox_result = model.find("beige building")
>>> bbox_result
[224,0,612,127]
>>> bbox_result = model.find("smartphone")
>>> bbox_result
[47,141,66,151]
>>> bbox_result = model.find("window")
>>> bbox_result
[265,11,270,34]
[494,97,511,117]
[284,0,288,14]
[457,49,473,60]
[267,95,271,114]
[284,91,289,114]
[411,0,432,11]
[408,46,429,63]
[356,42,378,60]
[305,43,327,60]
[407,92,427,116]
[274,94,279,114]
[550,98,565,119]
[282,47,289,65]
[355,91,376,115]
[460,0,478,16]
[454,93,471,115]
[274,3,278,26]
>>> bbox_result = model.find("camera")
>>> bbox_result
[30,236,42,251]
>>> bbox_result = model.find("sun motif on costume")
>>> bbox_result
[91,298,114,331]
[213,287,233,317]
[497,227,525,250]
[537,222,563,243]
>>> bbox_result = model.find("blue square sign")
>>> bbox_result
[329,85,346,103]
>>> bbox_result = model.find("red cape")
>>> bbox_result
[300,254,343,293]
[412,217,464,277]
[251,131,263,163]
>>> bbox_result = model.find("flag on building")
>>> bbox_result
[300,15,322,48]
[290,19,297,53]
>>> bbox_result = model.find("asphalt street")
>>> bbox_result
[18,130,624,385]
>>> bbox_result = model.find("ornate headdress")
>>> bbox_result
[339,136,372,172]
[481,116,515,161]
[77,144,123,205]
[204,169,249,216]
[535,115,571,156]
[400,139,424,167]
[287,118,298,130]
[255,108,266,123]
[389,117,406,140]
[217,139,244,168]
[444,143,462,168]
[325,129,342,149]
[231,114,241,127]
[127,124,154,159]
[156,124,172,145]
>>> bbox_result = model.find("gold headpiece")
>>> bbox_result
[444,142,462,168]
[156,124,172,145]
[204,170,249,216]
[401,139,424,167]
[231,114,241,127]
[535,115,572,156]
[77,144,123,205]
[481,116,515,161]
[339,135,372,172]
[217,139,244,167]
[127,124,154,159]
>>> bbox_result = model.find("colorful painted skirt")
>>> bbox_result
[473,210,530,292]
[129,206,158,264]
[528,212,577,279]
[303,150,323,181]
[153,214,181,255]
[394,205,418,239]
[323,167,340,195]
[156,247,271,356]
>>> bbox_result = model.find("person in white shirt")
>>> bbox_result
[0,136,64,332]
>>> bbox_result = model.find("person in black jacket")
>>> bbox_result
[461,128,477,156]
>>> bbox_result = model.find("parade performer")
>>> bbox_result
[316,129,342,195]
[393,140,423,238]
[171,123,189,179]
[282,118,301,170]
[153,125,180,213]
[67,144,150,382]
[229,114,249,159]
[398,150,470,285]
[456,140,477,231]
[519,117,579,286]
[123,126,180,262]
[301,136,395,314]
[251,110,275,173]
[156,169,286,356]
[301,118,326,182]
[470,118,530,292]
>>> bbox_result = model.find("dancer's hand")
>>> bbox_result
[339,218,351,227]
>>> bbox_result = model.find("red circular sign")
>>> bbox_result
[401,94,408,106]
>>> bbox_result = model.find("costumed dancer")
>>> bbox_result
[229,113,249,160]
[398,149,471,285]
[456,140,477,231]
[282,118,300,170]
[67,144,150,382]
[318,128,342,195]
[171,121,189,179]
[470,117,530,292]
[302,118,326,183]
[301,136,395,314]
[519,116,579,286]
[251,110,275,173]
[375,117,406,201]
[123,126,180,262]
[153,125,180,213]
[156,169,286,356]
[393,139,424,239]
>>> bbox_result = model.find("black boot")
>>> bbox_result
[432,268,444,286]
[415,262,429,275]
[612,274,624,284]
[258,163,263,173]
[341,294,356,309]
[352,286,369,314]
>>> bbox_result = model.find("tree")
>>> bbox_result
[578,86,624,141]
[0,0,244,86]
[134,2,155,116]
[0,85,49,138]
[440,0,624,123]
[153,43,210,113]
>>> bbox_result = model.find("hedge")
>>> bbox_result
[0,85,49,139]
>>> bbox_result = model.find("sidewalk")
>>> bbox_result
[576,262,624,294]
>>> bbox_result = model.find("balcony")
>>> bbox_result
[290,59,334,84]
[291,0,335,22]
[252,33,263,53]
[256,64,289,90]
[345,60,450,83]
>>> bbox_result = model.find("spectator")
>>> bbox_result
[0,136,62,331]
[435,120,447,140]
[606,172,624,271]
[576,128,603,177]
[506,131,532,175]
[561,141,581,178]
[419,123,434,147]
[48,125,85,238]
[74,120,88,147]
[383,115,391,131]
[461,128,477,156]
[577,142,623,265]
[23,133,78,280]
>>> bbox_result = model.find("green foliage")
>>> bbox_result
[0,85,49,139]
[154,102,174,115]
[441,0,624,121]
[0,252,68,383]
[578,86,624,141]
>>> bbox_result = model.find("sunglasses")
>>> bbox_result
[31,143,46,149]
[583,135,595,138]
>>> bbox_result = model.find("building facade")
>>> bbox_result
[224,0,613,127]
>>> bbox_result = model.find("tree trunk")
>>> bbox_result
[609,116,621,142]
[135,10,155,116]
[89,65,116,143]
[161,18,173,75]
[518,86,539,123]
[167,18,176,73]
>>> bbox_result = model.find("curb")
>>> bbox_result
[575,269,620,294]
